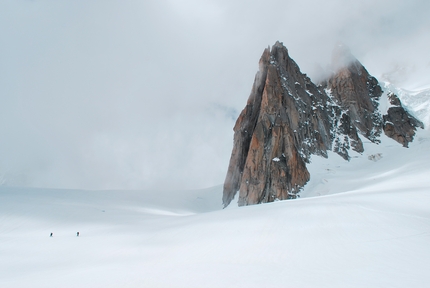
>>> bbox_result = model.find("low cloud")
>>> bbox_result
[0,0,428,190]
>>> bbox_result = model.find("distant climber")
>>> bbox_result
[77,232,80,237]
[50,232,53,237]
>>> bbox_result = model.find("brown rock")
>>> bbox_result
[222,48,270,207]
[327,44,383,142]
[383,93,424,147]
[223,42,362,207]
[223,42,422,208]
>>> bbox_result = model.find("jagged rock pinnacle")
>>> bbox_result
[383,93,424,147]
[222,42,423,208]
[223,42,359,207]
[327,44,383,142]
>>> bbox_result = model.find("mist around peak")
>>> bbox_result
[0,0,429,191]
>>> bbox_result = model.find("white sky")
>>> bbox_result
[0,0,429,190]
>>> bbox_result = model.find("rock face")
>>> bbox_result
[223,41,423,208]
[383,93,424,147]
[326,44,383,143]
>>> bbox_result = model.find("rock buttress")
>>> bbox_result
[383,93,424,147]
[222,48,270,207]
[223,42,361,207]
[327,44,383,143]
[223,42,423,207]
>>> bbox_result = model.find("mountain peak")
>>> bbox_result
[223,41,424,207]
[326,45,383,142]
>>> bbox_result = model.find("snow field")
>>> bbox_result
[1,92,430,287]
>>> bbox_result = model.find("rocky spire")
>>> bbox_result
[223,42,423,208]
[383,93,424,147]
[326,43,383,143]
[223,42,360,207]
[222,47,270,207]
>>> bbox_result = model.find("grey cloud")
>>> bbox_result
[0,0,428,190]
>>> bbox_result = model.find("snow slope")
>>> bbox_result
[1,89,430,287]
[1,128,430,288]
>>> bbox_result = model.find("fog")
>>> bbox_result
[0,0,429,190]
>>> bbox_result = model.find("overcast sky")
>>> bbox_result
[1,0,429,190]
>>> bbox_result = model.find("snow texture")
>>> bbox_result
[1,128,430,287]
[1,89,430,287]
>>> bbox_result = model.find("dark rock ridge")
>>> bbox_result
[383,93,424,147]
[223,41,423,208]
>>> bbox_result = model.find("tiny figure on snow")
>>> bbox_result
[76,232,80,237]
[50,232,53,237]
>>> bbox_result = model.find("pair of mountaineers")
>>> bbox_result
[49,232,80,237]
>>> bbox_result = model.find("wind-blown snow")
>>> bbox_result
[1,127,430,287]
